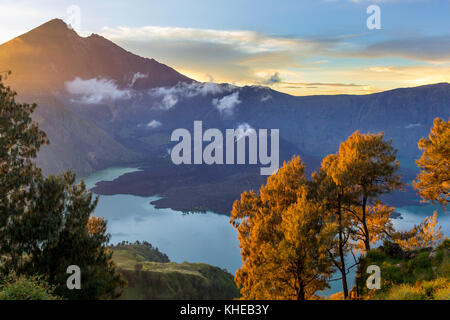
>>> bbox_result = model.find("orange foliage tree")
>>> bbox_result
[230,156,335,299]
[414,117,450,207]
[325,131,402,252]
[393,212,443,250]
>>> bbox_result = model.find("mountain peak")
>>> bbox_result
[20,18,79,41]
[0,19,192,93]
[39,18,71,29]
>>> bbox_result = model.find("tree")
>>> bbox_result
[0,75,124,299]
[414,117,450,207]
[314,157,354,298]
[350,201,394,252]
[329,131,402,252]
[0,72,48,269]
[17,172,125,299]
[275,190,335,299]
[230,156,335,299]
[393,212,443,250]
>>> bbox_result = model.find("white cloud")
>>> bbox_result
[212,91,241,115]
[261,93,273,102]
[405,123,421,129]
[101,26,317,55]
[149,82,236,110]
[65,77,131,104]
[129,72,148,87]
[147,120,162,129]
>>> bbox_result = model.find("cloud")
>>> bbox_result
[147,120,162,129]
[99,24,450,96]
[149,82,236,110]
[282,82,365,87]
[356,35,450,63]
[262,72,282,85]
[65,77,131,104]
[261,93,273,102]
[212,91,241,115]
[129,72,148,87]
[101,26,321,54]
[405,123,421,129]
[100,25,329,86]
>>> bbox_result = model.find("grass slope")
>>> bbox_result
[357,240,450,300]
[110,242,239,300]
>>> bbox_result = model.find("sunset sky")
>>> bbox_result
[0,0,449,95]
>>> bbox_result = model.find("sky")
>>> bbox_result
[0,0,449,95]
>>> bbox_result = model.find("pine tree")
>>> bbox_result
[414,117,450,207]
[0,75,124,299]
[0,73,48,270]
[230,156,335,299]
[329,131,402,252]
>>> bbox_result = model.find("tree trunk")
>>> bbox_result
[297,283,305,300]
[362,195,371,251]
[338,196,349,298]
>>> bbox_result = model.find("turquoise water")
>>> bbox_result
[393,205,449,234]
[82,167,449,294]
[81,167,241,274]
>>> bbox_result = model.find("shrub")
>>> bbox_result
[419,278,449,299]
[0,274,61,300]
[386,284,425,300]
[434,286,450,300]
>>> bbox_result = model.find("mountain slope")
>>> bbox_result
[110,242,239,300]
[0,19,192,93]
[1,19,449,213]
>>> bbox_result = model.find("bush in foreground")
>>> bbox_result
[0,274,61,300]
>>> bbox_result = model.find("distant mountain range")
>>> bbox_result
[1,19,449,214]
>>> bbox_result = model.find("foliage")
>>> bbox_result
[16,173,125,299]
[414,117,450,207]
[0,73,49,270]
[0,273,61,300]
[357,239,450,299]
[325,130,402,252]
[230,156,335,299]
[0,75,124,300]
[378,278,450,300]
[392,212,443,250]
[351,202,395,252]
[110,241,170,263]
[311,162,354,298]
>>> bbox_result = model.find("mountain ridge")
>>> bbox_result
[0,19,192,93]
[0,19,449,213]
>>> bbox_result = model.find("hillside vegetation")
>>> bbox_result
[110,242,239,300]
[356,239,450,300]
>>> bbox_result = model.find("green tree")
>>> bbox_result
[0,75,124,299]
[0,72,48,269]
[414,117,450,207]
